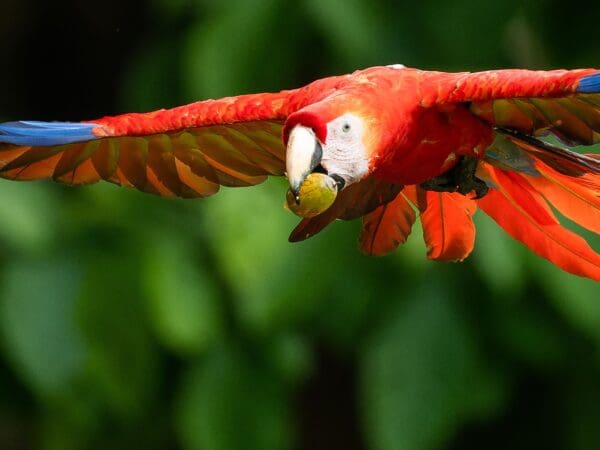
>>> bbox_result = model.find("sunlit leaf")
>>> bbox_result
[142,234,224,355]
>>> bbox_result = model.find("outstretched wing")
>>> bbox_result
[0,91,294,198]
[424,69,600,146]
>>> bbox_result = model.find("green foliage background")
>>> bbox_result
[0,1,599,449]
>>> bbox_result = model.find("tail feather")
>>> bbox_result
[477,163,600,281]
[496,129,600,177]
[523,160,600,234]
[484,131,600,234]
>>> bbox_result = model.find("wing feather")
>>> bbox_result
[359,188,416,256]
[91,139,119,180]
[425,68,600,146]
[413,189,477,262]
[0,120,285,198]
[0,89,291,198]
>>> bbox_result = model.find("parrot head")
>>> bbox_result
[283,97,382,200]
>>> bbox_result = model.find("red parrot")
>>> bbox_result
[1,65,599,280]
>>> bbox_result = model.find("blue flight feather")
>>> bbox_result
[577,72,600,93]
[0,121,98,146]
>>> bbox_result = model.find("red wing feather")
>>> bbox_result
[423,68,600,146]
[359,189,416,256]
[412,188,477,262]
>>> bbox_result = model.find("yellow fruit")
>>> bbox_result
[285,173,338,218]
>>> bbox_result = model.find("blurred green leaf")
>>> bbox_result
[142,234,224,355]
[120,39,182,112]
[304,0,384,68]
[489,296,568,370]
[472,212,526,297]
[502,13,551,68]
[534,261,600,345]
[201,180,335,335]
[0,257,84,397]
[176,345,293,450]
[563,371,600,450]
[394,219,436,272]
[264,332,314,386]
[361,282,507,450]
[150,0,194,18]
[0,181,59,255]
[39,399,97,450]
[183,0,296,99]
[77,252,158,420]
[423,0,515,68]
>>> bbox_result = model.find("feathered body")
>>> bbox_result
[0,66,599,280]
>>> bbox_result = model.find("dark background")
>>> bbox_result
[0,1,599,449]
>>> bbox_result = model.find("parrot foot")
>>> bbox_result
[420,156,488,199]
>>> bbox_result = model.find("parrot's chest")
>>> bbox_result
[373,105,494,185]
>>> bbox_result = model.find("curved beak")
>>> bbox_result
[286,125,323,201]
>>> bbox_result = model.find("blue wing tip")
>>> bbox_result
[577,72,600,93]
[0,121,98,146]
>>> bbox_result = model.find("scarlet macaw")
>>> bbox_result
[0,66,599,280]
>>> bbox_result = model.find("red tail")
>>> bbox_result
[477,160,600,281]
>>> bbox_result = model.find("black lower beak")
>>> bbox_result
[329,174,346,191]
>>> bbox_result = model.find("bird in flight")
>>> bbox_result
[0,65,599,280]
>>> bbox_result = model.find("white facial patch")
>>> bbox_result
[321,113,369,187]
[387,64,406,69]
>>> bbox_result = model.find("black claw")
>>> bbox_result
[419,156,489,198]
[472,183,489,199]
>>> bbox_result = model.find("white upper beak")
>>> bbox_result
[285,125,323,199]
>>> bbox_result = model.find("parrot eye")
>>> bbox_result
[342,122,351,132]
